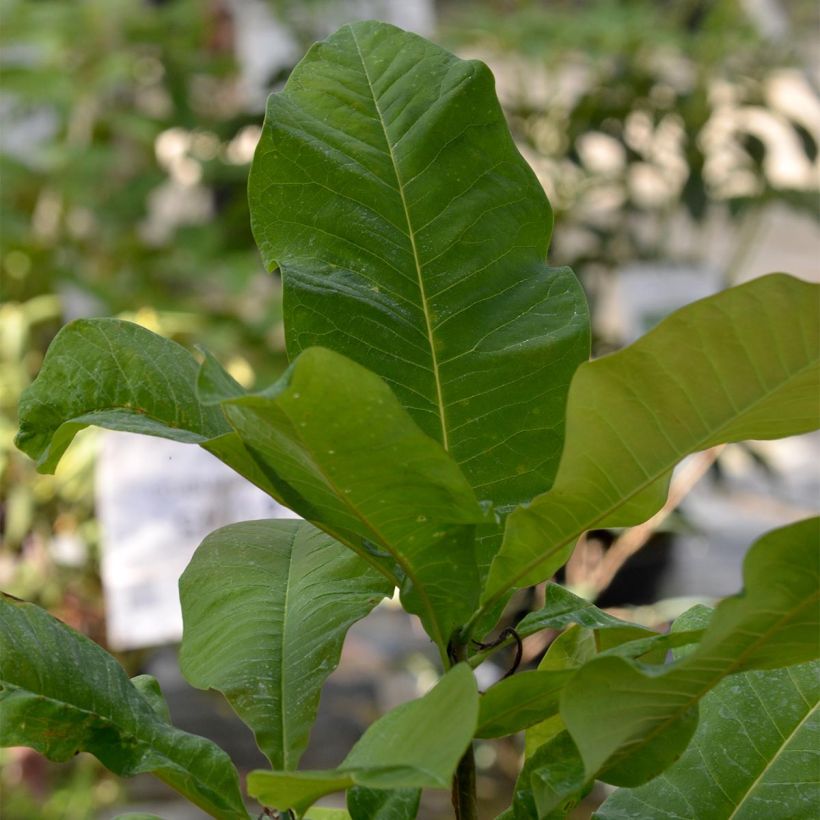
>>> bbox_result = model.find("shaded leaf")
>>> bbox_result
[246,664,478,813]
[179,519,391,769]
[476,670,574,738]
[222,346,485,650]
[0,595,248,819]
[347,785,421,820]
[596,610,820,819]
[508,732,588,819]
[561,518,820,786]
[484,274,820,605]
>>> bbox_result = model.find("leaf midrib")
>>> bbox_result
[349,26,450,452]
[725,698,819,819]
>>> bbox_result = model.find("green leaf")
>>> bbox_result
[514,583,653,640]
[179,519,391,770]
[508,731,589,819]
[476,670,574,739]
[347,786,420,820]
[484,273,820,605]
[0,595,249,820]
[595,658,819,819]
[305,810,352,820]
[222,346,485,651]
[561,518,820,786]
[246,664,478,814]
[248,20,589,534]
[15,319,230,473]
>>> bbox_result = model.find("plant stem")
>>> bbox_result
[452,742,478,820]
[450,640,479,819]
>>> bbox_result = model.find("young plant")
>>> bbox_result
[5,20,819,820]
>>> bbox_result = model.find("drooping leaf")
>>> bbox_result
[221,346,485,651]
[596,650,820,817]
[179,519,391,770]
[249,19,589,577]
[561,518,820,786]
[0,595,249,820]
[246,664,478,814]
[15,319,230,473]
[484,273,820,605]
[347,785,421,820]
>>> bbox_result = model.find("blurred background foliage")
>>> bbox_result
[1,0,817,816]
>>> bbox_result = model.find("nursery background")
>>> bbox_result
[1,0,818,817]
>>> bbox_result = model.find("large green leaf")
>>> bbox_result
[248,20,589,526]
[179,519,391,770]
[246,664,478,814]
[221,346,485,651]
[483,273,820,606]
[561,518,820,786]
[0,595,249,820]
[15,319,230,473]
[596,648,820,818]
[15,317,483,650]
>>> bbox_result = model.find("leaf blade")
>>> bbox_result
[0,595,248,819]
[249,20,589,520]
[561,518,820,786]
[179,519,391,770]
[222,346,485,649]
[484,274,820,603]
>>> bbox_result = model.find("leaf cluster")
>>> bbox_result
[4,21,819,820]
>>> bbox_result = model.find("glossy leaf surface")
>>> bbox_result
[179,519,391,769]
[485,274,820,604]
[562,518,820,786]
[246,664,478,813]
[222,346,485,649]
[0,595,248,819]
[249,20,589,523]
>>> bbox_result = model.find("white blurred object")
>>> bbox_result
[595,263,722,344]
[97,431,298,650]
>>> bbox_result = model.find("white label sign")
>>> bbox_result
[97,431,298,650]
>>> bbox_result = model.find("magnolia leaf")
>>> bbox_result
[222,346,485,651]
[508,731,588,820]
[249,21,589,519]
[597,660,820,818]
[596,614,820,820]
[0,595,249,820]
[15,319,230,473]
[179,519,391,770]
[514,583,652,640]
[561,517,820,786]
[347,786,421,820]
[246,664,478,813]
[484,273,820,604]
[476,670,574,739]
